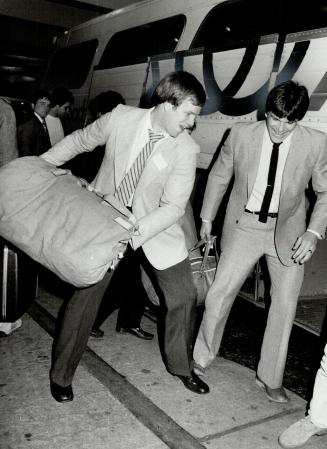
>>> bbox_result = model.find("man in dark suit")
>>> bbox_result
[17,90,52,157]
[41,71,209,402]
[193,81,327,403]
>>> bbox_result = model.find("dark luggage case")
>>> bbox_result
[0,238,38,322]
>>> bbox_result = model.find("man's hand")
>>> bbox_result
[200,221,213,242]
[292,231,318,264]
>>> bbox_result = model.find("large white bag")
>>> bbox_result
[0,156,136,287]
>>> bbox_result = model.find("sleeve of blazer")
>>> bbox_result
[41,111,114,165]
[131,139,198,249]
[200,126,235,221]
[307,132,327,238]
[0,101,18,166]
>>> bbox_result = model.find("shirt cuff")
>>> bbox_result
[307,228,322,239]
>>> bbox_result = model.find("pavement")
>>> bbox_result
[1,284,327,449]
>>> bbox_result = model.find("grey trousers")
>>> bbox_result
[194,212,304,388]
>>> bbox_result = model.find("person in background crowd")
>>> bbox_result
[45,87,74,146]
[17,90,52,156]
[0,97,21,337]
[40,71,209,402]
[83,90,126,183]
[278,342,327,447]
[84,90,153,341]
[193,80,327,403]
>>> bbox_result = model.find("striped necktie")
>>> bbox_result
[114,129,164,206]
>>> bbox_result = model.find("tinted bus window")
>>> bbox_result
[43,39,98,90]
[282,0,327,33]
[191,0,276,50]
[97,15,185,69]
[192,0,327,51]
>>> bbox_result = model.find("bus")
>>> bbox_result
[42,0,327,320]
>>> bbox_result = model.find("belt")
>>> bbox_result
[245,209,278,218]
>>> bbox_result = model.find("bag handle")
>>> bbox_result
[189,237,219,271]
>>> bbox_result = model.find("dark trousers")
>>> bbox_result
[50,270,114,386]
[93,246,148,330]
[50,250,197,386]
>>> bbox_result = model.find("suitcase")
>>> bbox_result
[0,238,38,322]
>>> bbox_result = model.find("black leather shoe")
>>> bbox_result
[116,326,154,340]
[50,382,74,403]
[177,371,210,394]
[90,328,104,338]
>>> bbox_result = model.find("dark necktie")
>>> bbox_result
[41,119,48,134]
[258,142,281,223]
[114,129,164,206]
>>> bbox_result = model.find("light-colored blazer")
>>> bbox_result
[201,121,327,266]
[41,104,199,269]
[0,98,18,167]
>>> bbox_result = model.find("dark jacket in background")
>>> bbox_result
[17,114,51,157]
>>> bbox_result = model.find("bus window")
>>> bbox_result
[191,0,327,51]
[97,15,185,69]
[282,0,327,33]
[190,0,276,50]
[43,39,98,90]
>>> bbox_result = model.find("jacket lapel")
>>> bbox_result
[280,126,302,199]
[114,112,146,187]
[247,122,265,197]
[135,137,176,191]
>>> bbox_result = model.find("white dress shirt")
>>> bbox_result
[246,126,291,213]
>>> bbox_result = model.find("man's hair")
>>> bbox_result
[51,87,74,107]
[88,90,125,117]
[31,89,52,105]
[152,71,206,107]
[266,80,309,121]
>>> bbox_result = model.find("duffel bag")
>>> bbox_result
[0,156,136,287]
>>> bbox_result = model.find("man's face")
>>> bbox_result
[266,112,298,143]
[57,101,72,118]
[163,98,202,138]
[33,97,51,119]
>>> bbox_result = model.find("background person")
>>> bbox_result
[46,87,74,146]
[278,342,327,447]
[193,80,327,403]
[86,90,153,341]
[0,97,21,337]
[17,90,52,156]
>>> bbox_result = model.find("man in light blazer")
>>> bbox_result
[193,80,327,403]
[41,71,209,402]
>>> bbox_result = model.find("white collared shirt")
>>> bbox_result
[34,112,45,125]
[246,126,292,213]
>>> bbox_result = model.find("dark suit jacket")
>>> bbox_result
[17,114,51,157]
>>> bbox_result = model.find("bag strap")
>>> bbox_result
[200,237,219,272]
[189,237,219,271]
